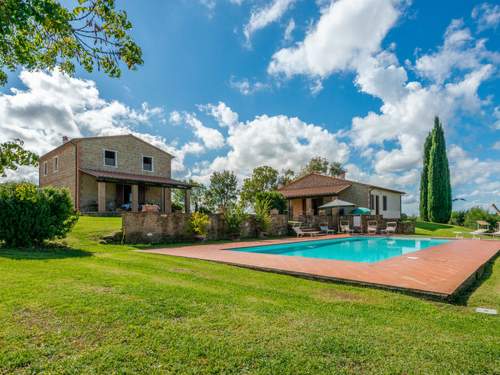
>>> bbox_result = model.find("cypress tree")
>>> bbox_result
[419,131,432,221]
[427,117,452,223]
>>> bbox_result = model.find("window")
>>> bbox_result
[142,156,153,172]
[104,150,117,167]
[383,195,387,211]
[43,161,48,176]
[53,156,59,172]
[370,194,374,210]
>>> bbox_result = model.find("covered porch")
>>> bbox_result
[79,169,192,214]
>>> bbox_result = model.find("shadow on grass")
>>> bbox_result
[0,243,92,260]
[417,221,454,231]
[451,256,497,306]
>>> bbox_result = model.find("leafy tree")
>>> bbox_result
[171,180,209,212]
[329,161,346,177]
[206,170,239,212]
[240,166,278,205]
[419,131,432,221]
[254,196,271,234]
[427,117,452,223]
[449,210,466,227]
[464,207,497,230]
[299,157,346,178]
[278,168,295,187]
[0,0,143,86]
[223,203,247,238]
[0,139,38,177]
[255,191,287,214]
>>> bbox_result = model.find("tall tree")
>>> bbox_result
[277,168,295,187]
[329,161,346,177]
[0,139,38,177]
[419,131,433,221]
[427,117,452,223]
[206,170,239,212]
[0,0,143,86]
[240,166,278,205]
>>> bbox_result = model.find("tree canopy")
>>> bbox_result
[240,166,279,205]
[0,0,143,85]
[206,170,239,212]
[0,139,38,177]
[299,156,346,178]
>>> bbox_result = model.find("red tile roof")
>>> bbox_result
[80,169,191,188]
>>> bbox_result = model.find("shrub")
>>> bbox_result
[190,212,210,237]
[449,210,466,226]
[254,196,272,233]
[224,204,248,238]
[463,207,497,230]
[0,183,78,247]
[255,191,287,213]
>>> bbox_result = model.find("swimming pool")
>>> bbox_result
[229,237,450,263]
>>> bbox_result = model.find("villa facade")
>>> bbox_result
[39,134,191,213]
[278,173,404,219]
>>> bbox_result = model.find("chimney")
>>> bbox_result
[336,172,346,179]
[62,136,69,144]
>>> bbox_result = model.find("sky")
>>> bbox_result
[1,0,499,214]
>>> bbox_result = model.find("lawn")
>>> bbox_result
[0,217,499,374]
[415,220,476,238]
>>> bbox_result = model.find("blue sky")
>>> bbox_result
[1,0,499,214]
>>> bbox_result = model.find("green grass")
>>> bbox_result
[416,220,474,238]
[0,217,499,374]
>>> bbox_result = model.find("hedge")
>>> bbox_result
[0,183,78,247]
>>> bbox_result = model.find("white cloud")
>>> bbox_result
[268,0,402,78]
[229,76,270,95]
[472,3,500,31]
[244,0,296,45]
[197,102,350,182]
[199,101,239,128]
[169,111,225,149]
[493,141,500,150]
[283,18,295,43]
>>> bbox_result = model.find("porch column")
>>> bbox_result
[131,184,139,212]
[97,181,106,212]
[184,189,191,214]
[161,187,172,214]
[305,198,313,215]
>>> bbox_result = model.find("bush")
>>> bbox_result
[463,207,497,230]
[254,196,271,233]
[0,183,78,247]
[255,191,287,213]
[190,212,210,237]
[224,204,248,238]
[449,210,466,226]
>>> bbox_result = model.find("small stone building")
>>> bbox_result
[38,134,191,213]
[279,173,404,220]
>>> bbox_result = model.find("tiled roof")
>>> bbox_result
[278,173,351,198]
[80,169,191,188]
[278,172,405,198]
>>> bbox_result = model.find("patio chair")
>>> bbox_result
[319,224,335,235]
[471,220,489,239]
[367,220,378,235]
[292,226,322,238]
[339,220,354,234]
[381,221,397,235]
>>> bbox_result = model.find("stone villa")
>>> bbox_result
[39,134,191,213]
[279,173,404,219]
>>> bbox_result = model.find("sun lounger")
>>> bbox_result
[293,226,322,237]
[381,221,397,235]
[471,220,489,239]
[319,225,335,234]
[367,220,378,234]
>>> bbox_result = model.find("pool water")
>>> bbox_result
[229,237,449,263]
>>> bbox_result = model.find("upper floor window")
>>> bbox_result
[383,195,387,211]
[43,161,48,176]
[369,194,374,210]
[104,150,117,167]
[53,156,59,172]
[142,156,153,172]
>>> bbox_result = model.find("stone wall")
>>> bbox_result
[123,212,289,243]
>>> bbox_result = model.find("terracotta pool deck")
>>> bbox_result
[139,235,499,299]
